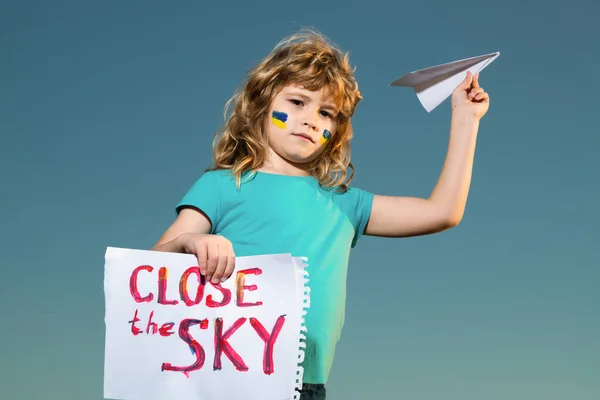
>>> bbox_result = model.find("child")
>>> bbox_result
[152,29,489,399]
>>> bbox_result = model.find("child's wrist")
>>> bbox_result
[451,109,481,124]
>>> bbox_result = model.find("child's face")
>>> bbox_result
[266,84,339,167]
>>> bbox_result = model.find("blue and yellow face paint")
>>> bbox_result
[272,111,287,129]
[319,129,332,145]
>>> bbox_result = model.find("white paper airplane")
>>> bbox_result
[390,52,500,112]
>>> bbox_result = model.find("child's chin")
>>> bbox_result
[285,152,319,165]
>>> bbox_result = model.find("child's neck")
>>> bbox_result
[257,165,310,177]
[258,155,310,177]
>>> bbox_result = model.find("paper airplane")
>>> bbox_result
[390,52,500,112]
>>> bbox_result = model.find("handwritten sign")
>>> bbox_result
[103,247,309,400]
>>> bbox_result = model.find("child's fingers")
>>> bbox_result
[474,92,489,102]
[212,245,228,284]
[460,71,474,89]
[472,73,480,88]
[196,243,208,277]
[206,242,219,282]
[468,87,484,99]
[223,245,236,283]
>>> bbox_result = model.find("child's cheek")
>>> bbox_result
[272,111,288,129]
[319,129,332,145]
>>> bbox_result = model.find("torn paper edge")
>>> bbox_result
[292,256,310,400]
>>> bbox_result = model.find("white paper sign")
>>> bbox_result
[103,247,310,400]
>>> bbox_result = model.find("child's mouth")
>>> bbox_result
[293,134,313,143]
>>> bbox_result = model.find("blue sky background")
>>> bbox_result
[1,0,599,399]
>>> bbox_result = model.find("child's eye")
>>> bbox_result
[320,110,332,118]
[290,99,303,106]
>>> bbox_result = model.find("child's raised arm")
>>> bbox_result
[365,72,489,238]
[152,208,236,284]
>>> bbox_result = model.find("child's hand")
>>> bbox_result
[451,71,490,120]
[180,232,236,284]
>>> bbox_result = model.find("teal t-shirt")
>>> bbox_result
[176,169,374,384]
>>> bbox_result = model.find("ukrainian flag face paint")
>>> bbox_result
[319,129,332,145]
[272,111,288,129]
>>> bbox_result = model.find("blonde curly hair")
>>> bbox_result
[209,28,362,191]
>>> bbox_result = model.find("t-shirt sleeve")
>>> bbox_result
[346,187,375,248]
[175,171,221,233]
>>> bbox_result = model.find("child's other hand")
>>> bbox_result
[180,232,236,284]
[451,71,490,120]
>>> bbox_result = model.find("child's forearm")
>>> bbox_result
[151,232,236,283]
[429,111,480,224]
[152,234,186,253]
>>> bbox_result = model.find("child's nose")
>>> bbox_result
[302,111,319,130]
[302,120,317,131]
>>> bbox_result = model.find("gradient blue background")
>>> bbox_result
[1,0,598,399]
